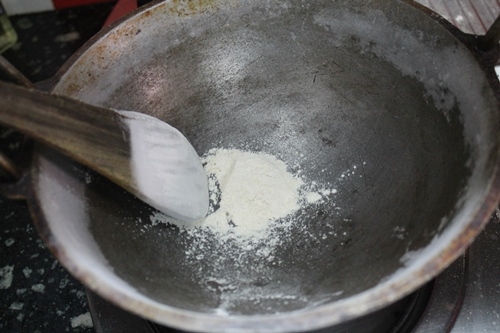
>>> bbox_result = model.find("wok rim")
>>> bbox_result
[27,1,500,332]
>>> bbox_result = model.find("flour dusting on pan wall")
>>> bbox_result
[314,5,498,226]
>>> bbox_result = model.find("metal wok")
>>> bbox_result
[4,0,500,332]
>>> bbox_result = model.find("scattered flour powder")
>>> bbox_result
[152,148,334,240]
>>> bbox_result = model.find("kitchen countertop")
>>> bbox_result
[0,3,115,332]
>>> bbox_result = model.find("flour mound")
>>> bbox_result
[202,148,303,238]
[152,148,336,239]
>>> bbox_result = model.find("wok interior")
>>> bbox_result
[40,0,499,317]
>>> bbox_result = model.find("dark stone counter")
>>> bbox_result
[0,3,115,332]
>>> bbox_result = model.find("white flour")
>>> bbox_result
[152,148,335,240]
[201,148,304,237]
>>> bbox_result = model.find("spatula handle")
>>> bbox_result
[0,80,133,188]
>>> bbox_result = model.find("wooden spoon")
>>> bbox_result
[0,81,209,222]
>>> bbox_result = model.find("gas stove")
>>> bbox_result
[0,1,499,332]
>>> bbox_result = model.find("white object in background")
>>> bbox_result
[416,0,500,35]
[2,0,54,15]
[1,0,114,15]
